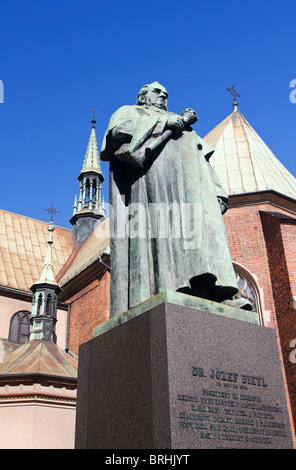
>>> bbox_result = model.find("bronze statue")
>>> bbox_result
[101,82,244,317]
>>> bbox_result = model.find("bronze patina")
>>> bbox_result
[101,82,243,317]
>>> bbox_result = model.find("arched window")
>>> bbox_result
[37,293,43,315]
[85,178,90,203]
[92,179,97,202]
[46,294,52,315]
[233,263,264,325]
[9,310,31,344]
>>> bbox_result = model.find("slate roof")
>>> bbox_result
[204,106,296,200]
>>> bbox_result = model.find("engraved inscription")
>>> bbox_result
[177,366,287,447]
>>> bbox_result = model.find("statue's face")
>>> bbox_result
[145,84,168,110]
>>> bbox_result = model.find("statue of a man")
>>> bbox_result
[101,82,240,317]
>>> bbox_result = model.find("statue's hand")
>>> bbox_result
[166,115,184,134]
[181,108,198,126]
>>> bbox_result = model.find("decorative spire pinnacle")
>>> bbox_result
[73,194,78,216]
[81,113,102,175]
[36,221,59,287]
[29,220,61,342]
[70,112,105,242]
[91,108,97,128]
[226,84,241,110]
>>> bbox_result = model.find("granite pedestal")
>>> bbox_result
[75,291,294,449]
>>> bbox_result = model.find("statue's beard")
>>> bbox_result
[146,98,167,111]
[153,102,167,110]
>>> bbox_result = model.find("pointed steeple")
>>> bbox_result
[29,222,61,342]
[204,105,296,200]
[80,110,102,176]
[34,221,59,287]
[70,110,105,243]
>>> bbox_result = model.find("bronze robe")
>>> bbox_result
[101,105,238,317]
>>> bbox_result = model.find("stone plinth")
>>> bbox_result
[75,291,294,449]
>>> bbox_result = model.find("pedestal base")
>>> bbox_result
[75,292,294,449]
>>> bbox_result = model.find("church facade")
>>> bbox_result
[0,102,296,447]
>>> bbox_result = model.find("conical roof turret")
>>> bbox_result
[204,105,296,200]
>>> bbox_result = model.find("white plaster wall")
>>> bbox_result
[0,400,76,448]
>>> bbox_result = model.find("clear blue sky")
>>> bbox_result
[1,0,295,228]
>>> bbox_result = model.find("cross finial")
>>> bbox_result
[44,203,60,222]
[226,84,241,107]
[91,108,97,128]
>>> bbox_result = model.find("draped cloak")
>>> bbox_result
[101,105,238,317]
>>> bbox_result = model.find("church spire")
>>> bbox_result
[80,109,102,176]
[70,111,105,243]
[35,221,59,286]
[28,221,61,342]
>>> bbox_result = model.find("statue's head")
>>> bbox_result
[137,82,168,110]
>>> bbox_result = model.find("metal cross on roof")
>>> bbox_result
[91,108,97,127]
[44,204,60,222]
[226,84,241,105]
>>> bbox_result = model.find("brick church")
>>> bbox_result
[0,98,296,448]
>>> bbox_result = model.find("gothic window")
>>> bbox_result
[233,263,263,325]
[37,293,43,315]
[9,310,31,344]
[85,178,90,202]
[92,179,97,202]
[46,294,52,315]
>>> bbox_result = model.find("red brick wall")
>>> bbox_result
[259,212,296,431]
[223,203,296,443]
[281,223,296,295]
[66,268,110,356]
[223,204,276,327]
